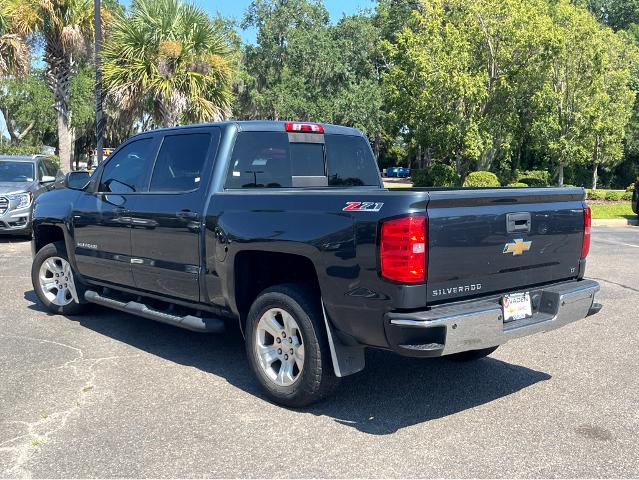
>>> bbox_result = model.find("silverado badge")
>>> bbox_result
[503,239,532,256]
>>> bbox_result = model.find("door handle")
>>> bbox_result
[507,212,531,233]
[177,210,199,220]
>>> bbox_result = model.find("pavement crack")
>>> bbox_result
[589,277,639,293]
[0,335,140,478]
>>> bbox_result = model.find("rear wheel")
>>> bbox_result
[31,241,88,315]
[245,284,339,407]
[446,346,499,362]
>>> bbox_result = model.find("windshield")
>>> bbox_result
[0,161,35,182]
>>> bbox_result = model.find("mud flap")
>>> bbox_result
[321,300,365,377]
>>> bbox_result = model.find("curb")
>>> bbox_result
[592,218,638,227]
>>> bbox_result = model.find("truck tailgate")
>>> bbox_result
[426,188,586,303]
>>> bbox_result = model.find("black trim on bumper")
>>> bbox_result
[384,279,601,358]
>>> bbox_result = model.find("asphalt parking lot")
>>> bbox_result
[0,227,638,478]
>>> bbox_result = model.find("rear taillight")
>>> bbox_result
[284,122,324,134]
[581,206,591,259]
[380,215,427,283]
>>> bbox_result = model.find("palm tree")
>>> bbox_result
[15,0,94,171]
[0,0,31,77]
[103,0,233,128]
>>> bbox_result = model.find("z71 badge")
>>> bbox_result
[343,201,383,212]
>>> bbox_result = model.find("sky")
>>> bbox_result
[123,0,376,43]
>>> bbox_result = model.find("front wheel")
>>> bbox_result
[245,284,339,407]
[31,241,88,315]
[446,346,499,362]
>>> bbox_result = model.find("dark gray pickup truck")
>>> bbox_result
[29,121,601,406]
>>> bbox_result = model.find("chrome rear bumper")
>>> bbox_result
[384,279,601,357]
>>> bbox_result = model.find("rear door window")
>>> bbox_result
[226,132,292,188]
[149,132,215,192]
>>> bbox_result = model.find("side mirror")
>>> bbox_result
[41,175,56,184]
[64,171,91,190]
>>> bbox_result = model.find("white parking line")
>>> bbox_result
[594,239,639,248]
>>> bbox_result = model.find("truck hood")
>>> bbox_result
[0,181,37,195]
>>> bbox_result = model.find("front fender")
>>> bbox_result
[31,189,83,274]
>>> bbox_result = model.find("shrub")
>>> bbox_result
[605,190,625,201]
[463,171,501,187]
[586,189,607,200]
[622,191,633,201]
[627,183,636,192]
[0,144,45,156]
[412,163,460,187]
[508,182,528,187]
[410,170,429,187]
[517,170,550,187]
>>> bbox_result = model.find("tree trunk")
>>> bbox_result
[591,136,600,190]
[45,42,74,172]
[157,95,182,128]
[57,113,72,173]
[425,147,432,169]
[373,134,381,160]
[557,162,564,187]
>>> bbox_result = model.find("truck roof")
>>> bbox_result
[135,120,363,137]
[0,155,46,163]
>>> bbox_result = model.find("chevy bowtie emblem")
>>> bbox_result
[503,239,532,256]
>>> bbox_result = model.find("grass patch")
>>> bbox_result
[590,203,635,219]
[383,182,413,189]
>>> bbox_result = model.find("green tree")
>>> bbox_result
[102,0,234,128]
[0,0,31,77]
[236,1,383,143]
[382,0,555,176]
[15,0,96,172]
[532,1,636,186]
[0,72,55,144]
[70,64,99,168]
[237,0,329,119]
[588,34,637,188]
[581,0,639,30]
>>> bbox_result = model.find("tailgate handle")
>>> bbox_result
[507,212,531,233]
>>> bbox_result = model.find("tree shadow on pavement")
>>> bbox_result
[25,291,551,435]
[0,235,30,244]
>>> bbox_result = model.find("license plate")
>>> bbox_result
[502,292,532,322]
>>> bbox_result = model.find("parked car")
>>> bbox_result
[386,166,410,178]
[0,155,62,236]
[29,121,601,407]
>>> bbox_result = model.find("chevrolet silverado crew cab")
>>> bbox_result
[30,121,602,407]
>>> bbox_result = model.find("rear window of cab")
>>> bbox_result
[224,132,380,189]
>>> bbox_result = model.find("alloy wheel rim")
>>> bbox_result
[38,256,78,307]
[255,308,305,387]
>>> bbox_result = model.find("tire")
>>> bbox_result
[245,284,340,407]
[446,346,499,362]
[31,241,88,315]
